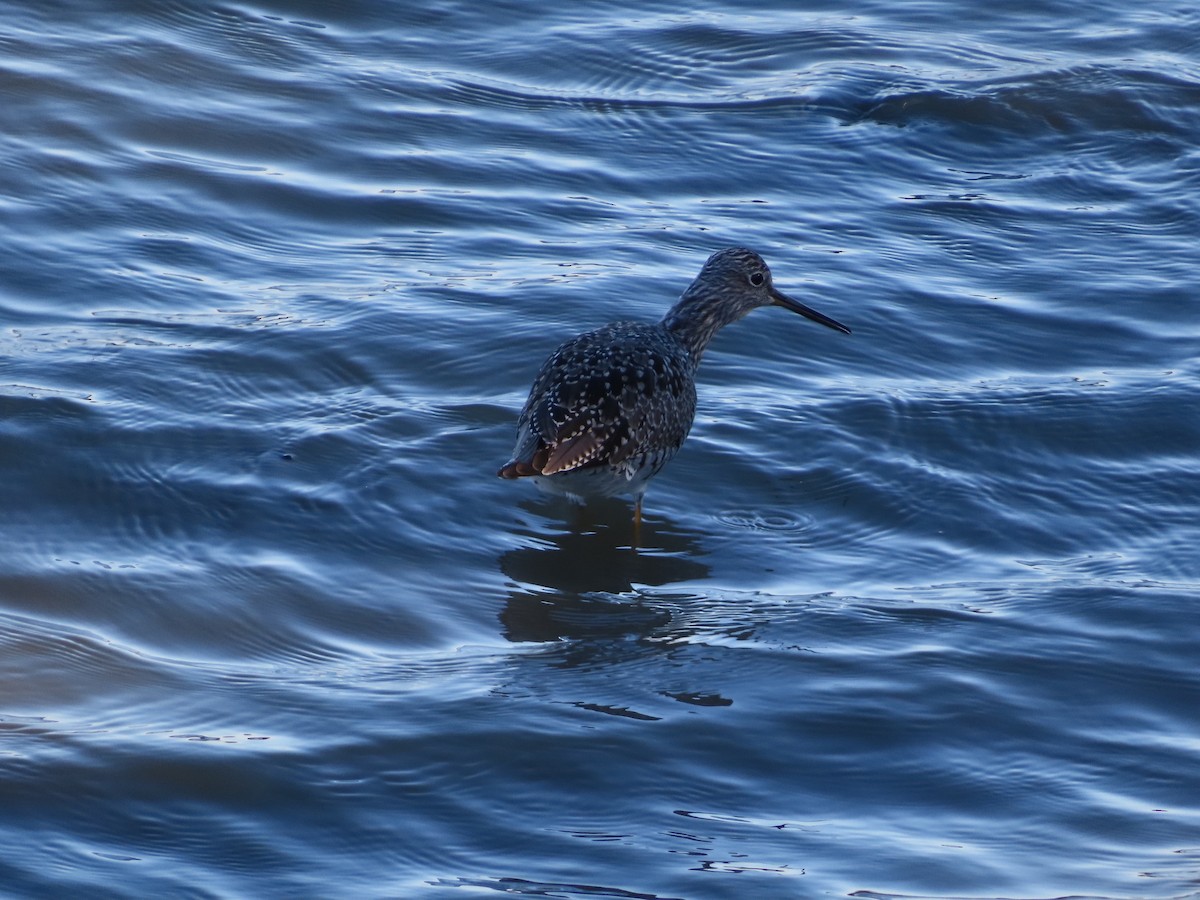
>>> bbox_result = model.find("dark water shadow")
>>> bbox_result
[497,497,710,645]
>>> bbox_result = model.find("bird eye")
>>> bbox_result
[749,272,765,286]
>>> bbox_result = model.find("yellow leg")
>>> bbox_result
[632,497,642,549]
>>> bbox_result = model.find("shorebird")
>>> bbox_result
[498,247,850,526]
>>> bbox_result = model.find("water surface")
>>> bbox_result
[2,1,1199,897]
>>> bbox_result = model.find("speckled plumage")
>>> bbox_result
[498,247,850,518]
[502,320,697,500]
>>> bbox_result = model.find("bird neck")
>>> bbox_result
[661,286,745,364]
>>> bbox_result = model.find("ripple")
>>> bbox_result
[716,508,817,534]
[442,74,821,117]
[858,65,1200,139]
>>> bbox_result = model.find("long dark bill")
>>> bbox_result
[771,287,851,335]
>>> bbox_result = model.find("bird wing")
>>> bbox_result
[500,323,696,478]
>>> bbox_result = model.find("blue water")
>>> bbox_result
[2,1,1199,897]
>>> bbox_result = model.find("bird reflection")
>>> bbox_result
[497,497,710,645]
